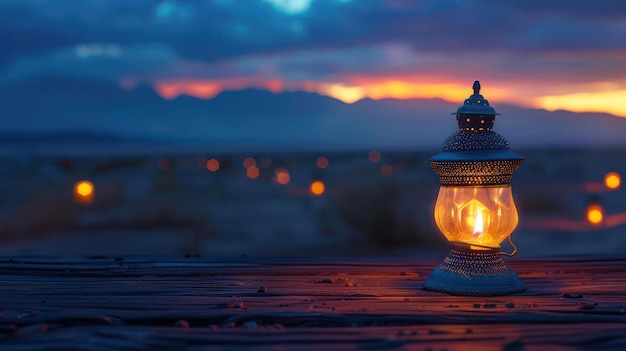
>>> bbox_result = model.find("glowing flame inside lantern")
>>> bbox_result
[434,186,518,249]
[472,211,484,238]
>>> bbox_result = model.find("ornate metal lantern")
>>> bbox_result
[423,81,525,296]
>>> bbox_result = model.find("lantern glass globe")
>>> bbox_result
[434,185,519,250]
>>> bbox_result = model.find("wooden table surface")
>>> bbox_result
[0,255,625,351]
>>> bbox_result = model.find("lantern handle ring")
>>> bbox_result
[450,235,518,257]
[497,235,518,257]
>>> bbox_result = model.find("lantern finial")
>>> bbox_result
[473,80,481,95]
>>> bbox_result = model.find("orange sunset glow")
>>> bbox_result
[153,78,284,100]
[535,89,626,118]
[150,77,626,117]
[152,78,499,105]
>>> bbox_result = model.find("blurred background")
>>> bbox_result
[0,0,625,257]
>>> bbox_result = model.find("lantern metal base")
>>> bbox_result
[423,245,526,296]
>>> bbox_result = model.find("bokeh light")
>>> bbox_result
[243,157,256,169]
[604,172,621,190]
[310,180,325,196]
[316,156,329,169]
[586,203,604,225]
[369,150,381,163]
[74,180,95,204]
[247,166,259,179]
[275,168,290,185]
[380,164,392,176]
[206,159,220,172]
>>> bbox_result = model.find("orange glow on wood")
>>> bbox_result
[74,180,95,204]
[310,180,325,196]
[206,159,220,172]
[316,156,329,169]
[604,172,621,190]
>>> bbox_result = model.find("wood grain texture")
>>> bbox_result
[0,256,625,350]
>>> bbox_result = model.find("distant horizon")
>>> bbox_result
[2,1,626,118]
[2,78,626,151]
[5,77,626,120]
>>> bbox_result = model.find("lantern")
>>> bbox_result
[423,81,525,296]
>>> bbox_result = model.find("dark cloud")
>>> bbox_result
[500,0,626,20]
[2,0,625,64]
[1,0,626,93]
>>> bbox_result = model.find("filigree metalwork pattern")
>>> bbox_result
[430,159,523,186]
[438,249,510,277]
[442,130,509,151]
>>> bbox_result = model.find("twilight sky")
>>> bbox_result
[1,0,626,116]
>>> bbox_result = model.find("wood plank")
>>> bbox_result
[1,256,625,350]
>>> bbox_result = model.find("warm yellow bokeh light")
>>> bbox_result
[434,186,519,249]
[74,180,95,204]
[586,204,604,225]
[534,89,626,118]
[76,181,93,196]
[604,172,621,190]
[310,180,325,196]
[587,209,603,225]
